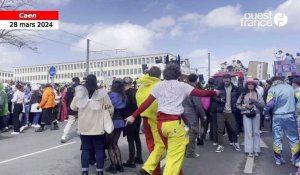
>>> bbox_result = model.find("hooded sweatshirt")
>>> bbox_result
[135,75,160,118]
[0,84,9,116]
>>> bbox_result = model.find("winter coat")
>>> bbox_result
[39,87,55,109]
[70,85,114,135]
[135,75,160,118]
[0,84,9,116]
[212,83,240,113]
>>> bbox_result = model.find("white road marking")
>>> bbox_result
[160,158,166,168]
[244,157,254,174]
[239,139,268,148]
[0,141,76,165]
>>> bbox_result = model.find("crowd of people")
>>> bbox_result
[1,61,300,175]
[274,50,300,61]
[220,59,247,73]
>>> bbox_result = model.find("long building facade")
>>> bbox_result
[0,70,13,83]
[13,53,178,84]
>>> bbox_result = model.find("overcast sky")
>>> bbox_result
[1,0,299,78]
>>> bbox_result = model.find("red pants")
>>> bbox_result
[143,118,162,175]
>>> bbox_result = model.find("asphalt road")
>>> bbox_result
[0,121,298,175]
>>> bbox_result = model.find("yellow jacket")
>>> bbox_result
[136,75,160,118]
[39,87,56,109]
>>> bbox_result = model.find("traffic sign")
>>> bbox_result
[49,66,56,77]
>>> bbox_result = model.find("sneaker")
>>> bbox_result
[254,152,260,157]
[275,158,286,165]
[61,138,68,143]
[134,157,144,164]
[105,165,117,174]
[35,127,44,132]
[123,160,136,168]
[185,153,200,158]
[233,143,241,151]
[34,124,41,128]
[51,123,59,130]
[20,126,26,132]
[213,142,218,146]
[215,145,224,153]
[2,127,9,132]
[11,132,20,135]
[139,168,151,175]
[247,153,254,157]
[229,142,234,146]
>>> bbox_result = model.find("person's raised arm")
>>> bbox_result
[125,95,156,125]
[190,88,219,97]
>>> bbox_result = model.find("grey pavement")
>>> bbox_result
[0,121,298,175]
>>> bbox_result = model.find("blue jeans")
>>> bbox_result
[80,135,106,172]
[273,114,300,162]
[33,113,41,125]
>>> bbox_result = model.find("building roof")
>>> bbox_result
[13,52,176,69]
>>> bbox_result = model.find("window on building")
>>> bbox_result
[119,60,122,66]
[115,60,118,66]
[97,62,100,67]
[134,69,137,74]
[126,69,129,75]
[74,64,77,69]
[104,61,107,67]
[119,70,122,75]
[142,58,145,64]
[111,70,114,76]
[123,60,126,66]
[130,69,133,74]
[138,68,141,74]
[108,70,111,76]
[111,61,114,67]
[130,59,133,65]
[151,57,154,63]
[138,58,141,64]
[134,58,137,65]
[123,69,125,75]
[146,57,150,64]
[115,70,118,75]
[126,59,129,65]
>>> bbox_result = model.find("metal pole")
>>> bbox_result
[208,52,211,78]
[86,39,90,77]
[47,68,49,84]
[51,77,54,87]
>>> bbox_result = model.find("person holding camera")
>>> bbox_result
[236,79,265,157]
[214,74,241,153]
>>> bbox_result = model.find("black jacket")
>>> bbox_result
[212,83,240,113]
[30,91,42,104]
[65,83,79,116]
[123,88,141,137]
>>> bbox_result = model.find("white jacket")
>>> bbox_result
[71,85,114,135]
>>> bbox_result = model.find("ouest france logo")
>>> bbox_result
[241,11,288,27]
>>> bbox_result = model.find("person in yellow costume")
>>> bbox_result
[136,66,165,175]
[127,62,218,175]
